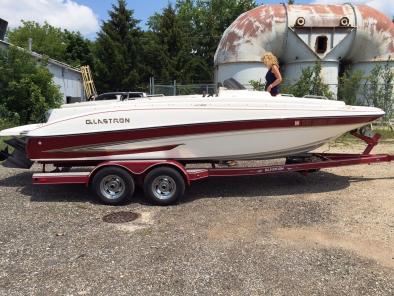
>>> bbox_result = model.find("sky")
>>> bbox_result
[0,0,393,39]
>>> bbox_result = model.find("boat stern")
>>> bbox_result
[0,137,33,169]
[0,124,41,169]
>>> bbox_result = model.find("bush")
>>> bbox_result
[0,104,20,151]
[0,47,62,124]
[284,62,333,99]
[0,105,20,127]
[249,79,265,91]
[338,69,364,105]
[363,61,394,122]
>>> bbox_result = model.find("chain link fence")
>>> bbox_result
[148,79,393,126]
[149,80,394,97]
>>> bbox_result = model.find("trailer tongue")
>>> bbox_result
[29,130,393,206]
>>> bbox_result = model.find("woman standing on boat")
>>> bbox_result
[262,52,282,96]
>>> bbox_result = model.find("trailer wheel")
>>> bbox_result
[91,167,135,205]
[143,167,185,205]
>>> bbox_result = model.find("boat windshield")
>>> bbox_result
[222,78,246,90]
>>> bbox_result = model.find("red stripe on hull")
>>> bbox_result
[27,115,381,160]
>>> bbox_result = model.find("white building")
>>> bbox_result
[0,39,84,103]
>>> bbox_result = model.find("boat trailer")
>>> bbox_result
[31,131,393,205]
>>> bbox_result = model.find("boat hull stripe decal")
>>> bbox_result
[27,115,381,159]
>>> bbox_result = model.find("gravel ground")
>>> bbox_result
[0,142,393,295]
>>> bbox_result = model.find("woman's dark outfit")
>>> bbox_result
[265,68,279,96]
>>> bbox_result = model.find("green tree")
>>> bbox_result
[249,79,265,90]
[63,30,94,67]
[94,0,142,92]
[284,62,333,99]
[337,69,364,105]
[0,47,62,124]
[146,3,211,83]
[7,21,93,68]
[139,31,169,82]
[147,4,183,82]
[363,62,394,122]
[0,104,19,128]
[176,0,257,81]
[7,21,67,61]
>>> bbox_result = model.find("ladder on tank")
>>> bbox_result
[81,65,97,100]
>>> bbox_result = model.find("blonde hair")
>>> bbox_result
[261,52,279,68]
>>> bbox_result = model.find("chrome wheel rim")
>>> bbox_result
[152,175,176,200]
[100,175,126,200]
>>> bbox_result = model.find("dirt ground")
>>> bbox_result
[0,141,393,295]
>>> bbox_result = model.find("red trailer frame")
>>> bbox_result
[32,130,393,205]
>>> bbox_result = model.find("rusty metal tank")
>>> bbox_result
[214,4,394,98]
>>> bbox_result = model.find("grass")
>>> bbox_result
[0,120,16,151]
[334,126,394,145]
[0,136,9,151]
[374,127,394,140]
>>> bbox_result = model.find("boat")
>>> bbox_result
[0,86,385,169]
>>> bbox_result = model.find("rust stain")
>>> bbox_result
[220,31,240,54]
[328,5,347,15]
[319,4,347,16]
[218,4,286,55]
[235,14,262,38]
[311,4,334,15]
[217,4,394,59]
[287,4,353,27]
[289,4,345,15]
[357,4,394,53]
[233,4,286,38]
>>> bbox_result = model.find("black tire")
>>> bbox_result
[143,166,185,206]
[91,166,135,205]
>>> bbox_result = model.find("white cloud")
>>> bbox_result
[313,0,394,19]
[0,0,99,36]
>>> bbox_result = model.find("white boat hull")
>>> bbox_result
[30,122,369,162]
[0,89,385,165]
